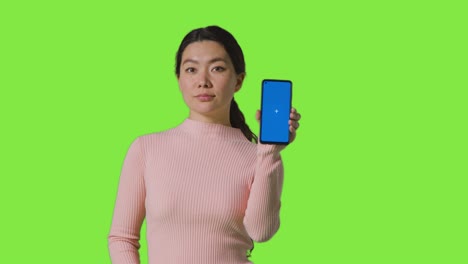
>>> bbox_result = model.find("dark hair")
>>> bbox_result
[175,25,258,144]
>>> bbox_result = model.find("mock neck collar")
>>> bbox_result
[178,118,248,141]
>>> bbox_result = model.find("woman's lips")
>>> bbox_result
[196,94,215,102]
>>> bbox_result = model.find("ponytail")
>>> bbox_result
[230,98,258,143]
[230,98,257,257]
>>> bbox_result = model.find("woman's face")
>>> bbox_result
[178,40,244,122]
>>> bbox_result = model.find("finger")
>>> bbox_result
[290,112,301,121]
[288,108,298,143]
[289,125,296,139]
[288,119,296,126]
[255,110,261,123]
[296,113,301,121]
[289,120,300,129]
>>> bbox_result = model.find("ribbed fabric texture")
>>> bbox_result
[108,118,284,264]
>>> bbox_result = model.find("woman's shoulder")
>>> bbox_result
[136,126,182,143]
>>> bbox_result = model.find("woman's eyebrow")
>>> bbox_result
[182,57,226,65]
[208,57,226,64]
[182,59,198,65]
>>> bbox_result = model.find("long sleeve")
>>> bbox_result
[108,138,146,264]
[243,143,284,242]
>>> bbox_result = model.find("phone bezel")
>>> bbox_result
[259,79,293,145]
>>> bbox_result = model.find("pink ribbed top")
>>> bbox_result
[108,118,284,264]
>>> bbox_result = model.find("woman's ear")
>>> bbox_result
[234,73,246,92]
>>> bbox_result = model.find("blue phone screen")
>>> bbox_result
[260,80,292,144]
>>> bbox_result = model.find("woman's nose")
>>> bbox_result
[197,71,212,88]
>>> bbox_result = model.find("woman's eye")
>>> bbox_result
[185,67,196,73]
[212,66,225,72]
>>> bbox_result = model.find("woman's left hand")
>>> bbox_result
[255,107,302,144]
[287,107,301,144]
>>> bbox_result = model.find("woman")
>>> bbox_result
[108,25,301,264]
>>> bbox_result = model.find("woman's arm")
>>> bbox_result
[243,108,301,242]
[108,138,146,264]
[243,144,284,242]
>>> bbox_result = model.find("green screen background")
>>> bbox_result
[1,0,466,263]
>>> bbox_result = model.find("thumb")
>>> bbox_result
[255,110,261,123]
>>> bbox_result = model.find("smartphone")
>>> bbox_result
[259,79,292,145]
